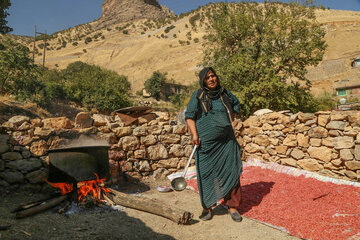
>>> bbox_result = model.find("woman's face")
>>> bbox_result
[204,70,218,90]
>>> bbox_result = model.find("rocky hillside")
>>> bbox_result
[96,0,174,29]
[29,2,360,95]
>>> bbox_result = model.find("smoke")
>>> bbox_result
[66,135,109,148]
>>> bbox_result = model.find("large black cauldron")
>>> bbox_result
[47,145,110,183]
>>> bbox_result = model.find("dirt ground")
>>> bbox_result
[0,178,300,240]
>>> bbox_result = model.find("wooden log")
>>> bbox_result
[15,194,68,219]
[108,188,193,224]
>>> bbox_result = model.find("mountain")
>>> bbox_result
[29,2,360,95]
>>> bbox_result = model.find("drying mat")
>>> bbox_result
[168,159,360,240]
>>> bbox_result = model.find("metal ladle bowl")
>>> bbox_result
[171,145,197,191]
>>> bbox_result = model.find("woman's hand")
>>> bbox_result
[192,134,201,146]
[186,118,200,146]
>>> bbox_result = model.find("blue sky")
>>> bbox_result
[6,0,360,37]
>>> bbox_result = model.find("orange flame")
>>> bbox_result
[45,180,73,195]
[46,173,110,202]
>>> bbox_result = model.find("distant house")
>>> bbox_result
[335,84,360,97]
[351,57,360,68]
[160,83,188,101]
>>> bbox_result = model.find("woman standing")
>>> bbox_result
[185,67,243,222]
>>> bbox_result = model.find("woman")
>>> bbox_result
[185,67,243,222]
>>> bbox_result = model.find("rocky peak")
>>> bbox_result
[96,0,174,28]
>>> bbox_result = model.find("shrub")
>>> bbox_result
[84,37,92,44]
[72,41,78,46]
[123,30,128,34]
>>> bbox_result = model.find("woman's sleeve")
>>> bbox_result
[185,91,200,120]
[227,90,241,114]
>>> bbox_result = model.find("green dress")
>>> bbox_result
[185,89,243,209]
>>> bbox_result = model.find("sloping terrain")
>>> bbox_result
[29,3,360,95]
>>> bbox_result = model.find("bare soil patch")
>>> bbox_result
[0,178,299,240]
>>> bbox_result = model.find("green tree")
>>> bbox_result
[62,61,131,112]
[0,37,35,94]
[0,0,12,34]
[202,1,327,117]
[144,71,167,100]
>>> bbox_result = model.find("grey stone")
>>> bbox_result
[339,149,353,161]
[0,179,10,187]
[354,145,360,160]
[0,170,25,184]
[6,158,42,172]
[1,152,23,160]
[290,148,305,160]
[133,126,147,136]
[21,150,32,158]
[0,159,4,171]
[333,136,354,149]
[139,161,151,172]
[25,168,48,183]
[7,115,30,126]
[308,126,328,138]
[0,142,9,154]
[326,121,346,130]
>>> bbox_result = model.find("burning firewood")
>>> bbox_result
[107,188,193,225]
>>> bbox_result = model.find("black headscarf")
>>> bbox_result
[198,67,224,112]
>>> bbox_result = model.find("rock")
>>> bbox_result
[328,130,340,137]
[140,135,157,146]
[309,138,322,147]
[283,134,297,147]
[275,146,288,155]
[297,159,323,171]
[297,134,309,148]
[244,143,263,153]
[97,0,174,30]
[157,158,179,168]
[30,140,48,156]
[120,136,139,151]
[308,126,328,138]
[18,121,33,131]
[0,141,10,154]
[354,145,360,160]
[333,136,354,149]
[133,126,147,136]
[1,152,23,160]
[115,127,132,137]
[134,149,147,159]
[158,134,181,144]
[148,125,162,135]
[0,159,4,171]
[139,161,151,172]
[253,109,273,116]
[173,124,187,134]
[31,118,42,127]
[317,114,330,127]
[244,116,262,128]
[152,168,168,180]
[326,121,346,130]
[280,158,298,167]
[241,127,263,137]
[322,137,334,147]
[93,114,113,127]
[339,149,353,161]
[34,127,53,137]
[25,168,48,183]
[345,161,360,170]
[0,170,25,184]
[43,117,73,129]
[147,144,168,160]
[290,148,305,160]
[298,113,316,123]
[254,135,270,146]
[6,158,42,172]
[307,146,332,162]
[295,123,310,132]
[169,144,184,157]
[344,170,357,179]
[7,115,30,127]
[330,112,348,121]
[181,136,191,146]
[75,112,93,128]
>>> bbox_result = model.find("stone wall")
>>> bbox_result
[0,110,359,190]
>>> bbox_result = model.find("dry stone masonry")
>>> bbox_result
[0,110,359,190]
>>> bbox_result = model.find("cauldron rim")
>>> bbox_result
[47,145,110,153]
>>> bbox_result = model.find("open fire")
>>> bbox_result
[46,173,110,202]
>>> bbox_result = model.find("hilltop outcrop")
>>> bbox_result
[96,0,174,29]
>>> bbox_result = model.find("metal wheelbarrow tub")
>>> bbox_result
[47,145,110,183]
